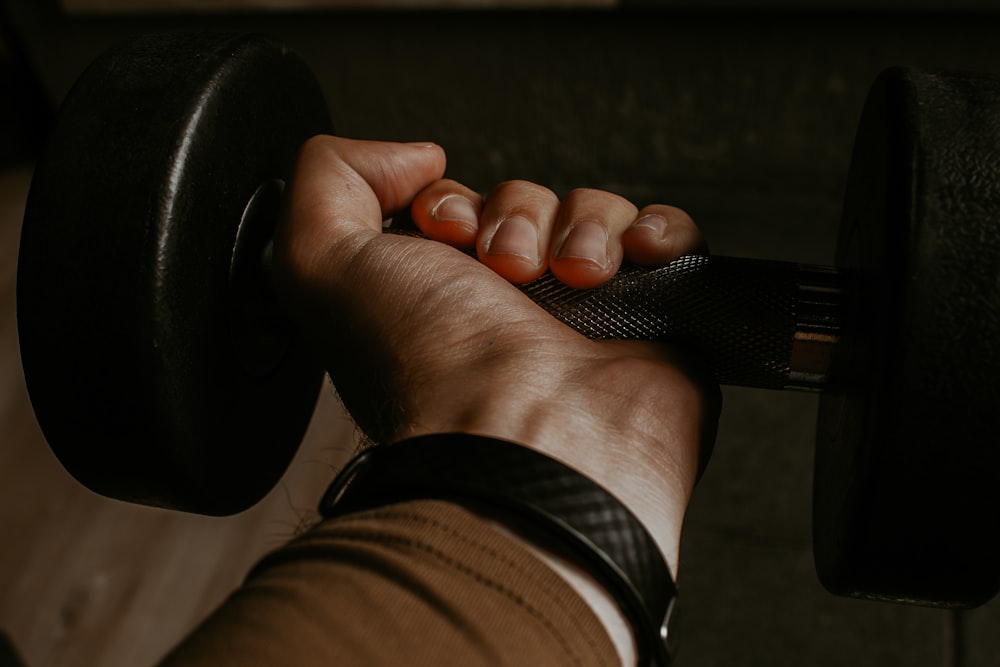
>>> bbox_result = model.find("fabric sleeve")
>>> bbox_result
[157,499,620,667]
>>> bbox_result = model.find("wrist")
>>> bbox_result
[395,342,713,573]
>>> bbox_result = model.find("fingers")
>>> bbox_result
[279,137,703,294]
[413,179,704,288]
[410,179,483,249]
[414,179,560,283]
[622,205,706,266]
[549,188,638,289]
[477,180,561,284]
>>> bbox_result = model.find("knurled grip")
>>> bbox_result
[520,255,835,390]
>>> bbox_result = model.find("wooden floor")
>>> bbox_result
[0,165,359,666]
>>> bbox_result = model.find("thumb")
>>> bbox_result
[276,135,447,280]
[272,135,477,441]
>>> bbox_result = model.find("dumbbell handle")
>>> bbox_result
[519,255,844,391]
[259,202,843,392]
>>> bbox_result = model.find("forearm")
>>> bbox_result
[160,422,695,667]
[157,500,621,667]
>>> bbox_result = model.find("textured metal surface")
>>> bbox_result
[521,255,803,389]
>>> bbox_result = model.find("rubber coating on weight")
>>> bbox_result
[814,67,1000,608]
[17,33,332,514]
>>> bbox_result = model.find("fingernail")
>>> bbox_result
[632,214,669,240]
[487,215,539,264]
[432,195,479,234]
[407,141,437,148]
[557,219,610,269]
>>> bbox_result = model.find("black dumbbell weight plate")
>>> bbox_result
[814,67,1000,607]
[17,33,331,515]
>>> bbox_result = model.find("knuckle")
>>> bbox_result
[641,204,696,227]
[435,177,466,191]
[566,186,616,201]
[564,188,638,222]
[489,179,558,204]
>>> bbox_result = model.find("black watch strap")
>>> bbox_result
[319,433,678,666]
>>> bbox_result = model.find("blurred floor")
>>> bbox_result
[0,165,360,667]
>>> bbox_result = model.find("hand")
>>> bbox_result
[273,136,720,575]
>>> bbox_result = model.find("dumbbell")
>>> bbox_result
[16,33,1000,610]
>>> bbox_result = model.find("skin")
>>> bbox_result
[271,136,721,665]
[410,176,707,287]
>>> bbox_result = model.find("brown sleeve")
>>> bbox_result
[157,499,620,667]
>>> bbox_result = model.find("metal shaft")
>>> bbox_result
[520,255,845,391]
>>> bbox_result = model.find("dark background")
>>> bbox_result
[2,1,999,664]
